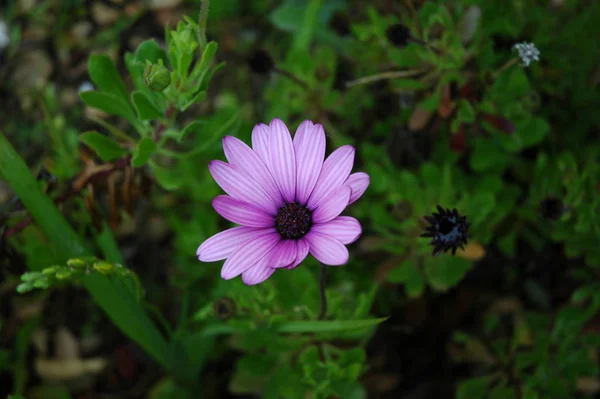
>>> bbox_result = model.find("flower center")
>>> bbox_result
[275,202,312,239]
[439,218,455,235]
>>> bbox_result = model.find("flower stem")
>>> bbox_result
[345,68,427,88]
[493,57,519,79]
[198,0,210,52]
[273,66,310,90]
[318,263,327,320]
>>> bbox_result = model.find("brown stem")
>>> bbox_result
[2,156,132,239]
[273,67,310,90]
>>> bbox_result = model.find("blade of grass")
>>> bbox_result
[197,317,389,337]
[0,132,170,369]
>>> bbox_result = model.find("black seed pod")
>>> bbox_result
[539,197,565,220]
[247,49,275,75]
[421,205,470,256]
[213,297,236,320]
[385,24,412,48]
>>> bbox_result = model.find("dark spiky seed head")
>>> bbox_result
[539,197,564,220]
[213,297,236,320]
[386,24,412,47]
[247,49,275,75]
[275,203,313,239]
[420,205,470,256]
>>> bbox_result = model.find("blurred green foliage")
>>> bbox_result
[0,0,599,398]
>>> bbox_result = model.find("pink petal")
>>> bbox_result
[306,145,355,209]
[285,237,310,269]
[311,216,362,244]
[221,232,280,279]
[306,232,349,266]
[268,119,296,203]
[242,262,275,285]
[209,160,277,214]
[223,136,283,205]
[251,123,270,167]
[268,240,297,268]
[293,121,325,205]
[345,172,370,205]
[212,195,274,228]
[312,186,351,224]
[197,226,271,262]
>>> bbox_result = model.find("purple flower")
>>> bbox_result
[196,118,370,285]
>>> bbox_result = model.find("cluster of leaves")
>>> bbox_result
[456,284,600,399]
[1,0,599,398]
[78,16,223,191]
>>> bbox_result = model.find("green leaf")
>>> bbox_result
[79,131,128,162]
[179,90,207,112]
[80,91,137,123]
[425,257,472,291]
[0,133,170,370]
[178,120,207,142]
[406,268,425,297]
[457,99,475,123]
[457,376,491,399]
[470,138,511,172]
[418,90,441,112]
[388,262,418,283]
[136,40,169,65]
[189,41,218,84]
[132,137,157,167]
[88,54,129,101]
[132,91,163,121]
[150,160,184,190]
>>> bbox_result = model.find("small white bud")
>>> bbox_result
[513,42,540,67]
[78,81,94,94]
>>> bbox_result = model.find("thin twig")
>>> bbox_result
[492,57,519,79]
[345,69,427,88]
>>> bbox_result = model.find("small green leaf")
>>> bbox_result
[418,90,441,112]
[88,54,129,101]
[150,160,183,191]
[16,283,32,294]
[132,91,163,121]
[132,137,157,167]
[189,41,218,83]
[388,262,417,283]
[178,120,206,142]
[457,99,475,123]
[80,91,136,122]
[136,40,169,66]
[470,138,511,172]
[406,271,425,297]
[179,90,207,111]
[457,376,491,399]
[79,131,128,161]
